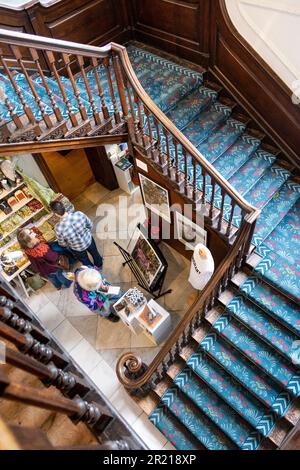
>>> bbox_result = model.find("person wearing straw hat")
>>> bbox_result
[68,266,121,322]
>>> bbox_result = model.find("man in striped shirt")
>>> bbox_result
[50,200,103,268]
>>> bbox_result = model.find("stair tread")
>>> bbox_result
[212,314,300,395]
[174,367,264,449]
[240,274,300,335]
[166,86,218,131]
[183,102,231,147]
[254,244,300,302]
[187,346,278,435]
[252,180,300,247]
[213,133,261,180]
[263,197,300,258]
[196,118,246,163]
[149,403,203,450]
[226,295,299,361]
[160,385,236,449]
[213,148,276,214]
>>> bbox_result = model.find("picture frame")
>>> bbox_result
[127,225,165,288]
[174,211,207,250]
[139,173,171,223]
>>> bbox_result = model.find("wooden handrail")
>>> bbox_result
[0,29,112,58]
[116,218,253,389]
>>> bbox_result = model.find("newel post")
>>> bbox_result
[117,353,150,397]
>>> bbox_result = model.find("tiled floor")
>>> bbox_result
[24,182,199,450]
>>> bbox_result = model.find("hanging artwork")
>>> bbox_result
[174,211,207,250]
[128,226,165,288]
[139,174,171,223]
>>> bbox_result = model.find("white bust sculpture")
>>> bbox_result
[188,243,214,290]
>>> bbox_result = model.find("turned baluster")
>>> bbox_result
[45,51,78,128]
[0,369,112,431]
[91,57,110,120]
[161,360,168,377]
[172,138,180,183]
[218,190,226,232]
[163,128,173,178]
[175,339,181,359]
[209,179,216,220]
[134,92,147,146]
[180,330,188,348]
[5,346,89,397]
[10,45,53,130]
[226,202,236,238]
[77,55,101,125]
[0,55,39,129]
[112,54,129,119]
[154,118,165,167]
[201,168,207,206]
[168,348,175,366]
[192,159,198,204]
[182,148,189,196]
[0,306,51,344]
[0,85,22,129]
[62,53,88,121]
[144,106,156,160]
[29,48,63,123]
[0,321,68,369]
[123,75,139,141]
[103,56,121,124]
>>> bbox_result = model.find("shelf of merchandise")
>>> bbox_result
[1,213,56,283]
[0,181,26,202]
[0,196,36,224]
[2,205,46,240]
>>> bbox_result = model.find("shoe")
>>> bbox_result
[107,313,120,323]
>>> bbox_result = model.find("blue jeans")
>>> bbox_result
[48,270,72,290]
[71,237,103,268]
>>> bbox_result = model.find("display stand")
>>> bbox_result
[114,242,172,300]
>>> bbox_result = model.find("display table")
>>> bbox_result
[113,290,171,345]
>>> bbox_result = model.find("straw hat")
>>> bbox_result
[77,267,102,291]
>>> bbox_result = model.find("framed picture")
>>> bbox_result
[139,173,171,223]
[174,211,207,250]
[128,225,165,288]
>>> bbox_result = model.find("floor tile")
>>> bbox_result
[110,387,143,425]
[35,301,65,332]
[132,412,168,450]
[89,359,121,398]
[52,319,83,352]
[70,338,103,374]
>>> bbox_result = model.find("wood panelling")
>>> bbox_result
[210,1,300,168]
[0,7,38,69]
[28,0,131,47]
[38,148,95,200]
[131,0,210,65]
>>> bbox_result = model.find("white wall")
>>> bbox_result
[11,154,48,187]
[225,0,300,92]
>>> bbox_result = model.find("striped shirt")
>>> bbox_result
[55,211,93,252]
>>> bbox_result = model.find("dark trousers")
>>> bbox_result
[48,271,72,289]
[71,237,103,268]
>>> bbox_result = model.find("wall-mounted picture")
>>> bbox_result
[139,173,171,223]
[128,226,164,288]
[174,211,207,251]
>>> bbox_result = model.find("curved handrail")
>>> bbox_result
[111,43,259,219]
[116,218,253,389]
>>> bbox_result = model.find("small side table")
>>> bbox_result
[137,299,171,345]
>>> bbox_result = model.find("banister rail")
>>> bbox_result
[116,217,255,391]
